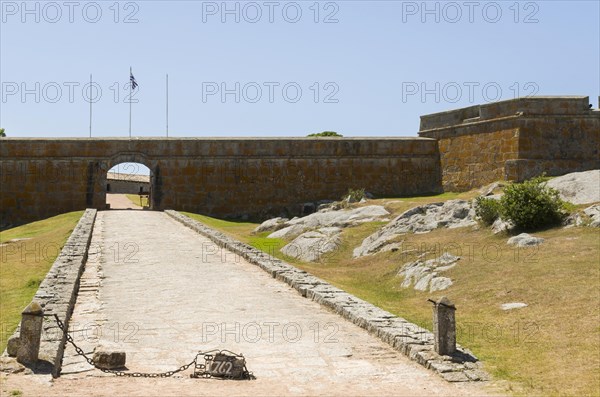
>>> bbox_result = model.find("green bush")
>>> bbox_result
[344,187,366,202]
[499,176,567,230]
[307,131,342,137]
[475,196,501,225]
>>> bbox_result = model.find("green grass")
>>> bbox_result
[181,213,255,235]
[184,192,600,397]
[126,194,149,207]
[247,233,290,261]
[180,212,298,263]
[0,211,83,352]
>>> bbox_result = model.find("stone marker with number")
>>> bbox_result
[16,301,44,365]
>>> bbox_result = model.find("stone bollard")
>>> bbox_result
[430,296,456,356]
[16,301,44,366]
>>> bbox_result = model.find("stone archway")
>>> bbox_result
[103,152,158,210]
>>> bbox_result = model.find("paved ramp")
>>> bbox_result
[106,193,142,210]
[59,211,493,396]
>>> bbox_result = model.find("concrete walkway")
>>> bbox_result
[53,211,496,396]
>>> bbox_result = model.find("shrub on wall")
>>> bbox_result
[474,196,501,225]
[499,176,567,230]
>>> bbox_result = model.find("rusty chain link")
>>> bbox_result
[50,314,253,379]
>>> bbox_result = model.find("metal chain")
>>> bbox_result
[51,314,202,378]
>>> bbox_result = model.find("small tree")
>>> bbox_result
[500,176,567,230]
[307,131,342,137]
[0,128,5,137]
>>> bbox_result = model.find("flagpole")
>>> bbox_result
[129,67,132,138]
[166,73,169,137]
[89,74,92,137]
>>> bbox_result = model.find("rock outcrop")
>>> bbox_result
[354,200,476,257]
[254,217,289,233]
[546,170,600,205]
[584,204,600,227]
[266,205,390,240]
[397,253,460,292]
[478,181,504,197]
[491,217,514,234]
[563,204,600,228]
[507,233,544,247]
[500,302,528,310]
[267,224,306,240]
[281,228,342,262]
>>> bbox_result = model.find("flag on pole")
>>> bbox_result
[130,68,138,90]
[89,74,93,137]
[129,67,137,137]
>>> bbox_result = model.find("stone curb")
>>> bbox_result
[166,210,490,382]
[3,209,97,378]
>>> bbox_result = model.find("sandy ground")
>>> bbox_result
[106,193,141,210]
[0,373,505,396]
[1,211,504,397]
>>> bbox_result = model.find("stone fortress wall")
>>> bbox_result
[0,138,440,227]
[418,96,600,191]
[1,96,598,227]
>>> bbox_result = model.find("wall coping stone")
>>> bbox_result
[419,96,595,131]
[166,210,490,382]
[0,137,435,141]
[0,137,439,160]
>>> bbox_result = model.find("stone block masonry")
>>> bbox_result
[419,96,600,191]
[16,301,44,365]
[4,209,97,377]
[166,210,490,382]
[0,138,441,228]
[1,96,597,227]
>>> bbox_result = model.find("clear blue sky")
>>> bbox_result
[1,0,598,137]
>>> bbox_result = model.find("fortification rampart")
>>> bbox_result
[0,138,440,227]
[419,96,600,191]
[2,96,598,227]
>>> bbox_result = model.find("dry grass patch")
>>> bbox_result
[185,193,599,396]
[313,225,599,397]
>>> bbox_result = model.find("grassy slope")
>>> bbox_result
[184,193,600,397]
[0,211,83,351]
